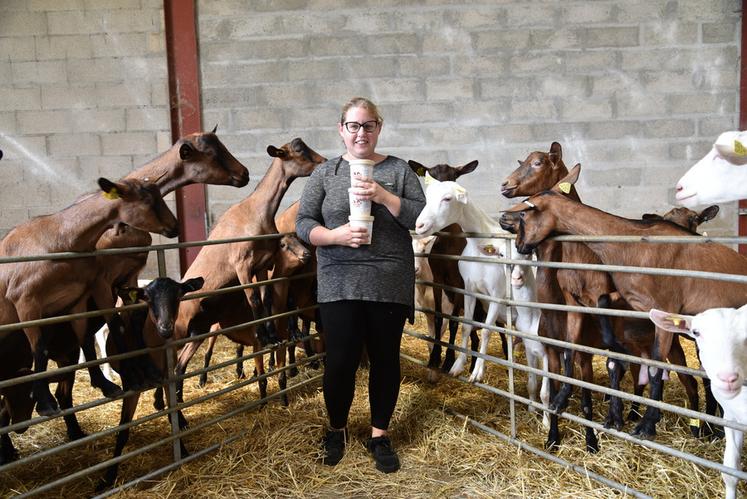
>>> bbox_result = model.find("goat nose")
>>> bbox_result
[718,372,738,384]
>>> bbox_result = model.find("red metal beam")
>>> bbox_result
[164,0,206,274]
[739,4,747,253]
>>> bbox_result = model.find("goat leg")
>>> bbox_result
[550,348,574,414]
[604,357,625,431]
[236,344,246,379]
[54,361,86,441]
[81,323,122,398]
[0,406,19,465]
[631,367,663,440]
[199,335,217,387]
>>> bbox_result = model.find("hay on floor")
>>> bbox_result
[0,312,732,498]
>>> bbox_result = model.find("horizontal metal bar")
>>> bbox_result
[16,367,323,498]
[0,231,294,266]
[425,252,747,285]
[403,327,747,433]
[401,352,747,483]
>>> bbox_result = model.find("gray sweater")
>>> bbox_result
[296,155,426,307]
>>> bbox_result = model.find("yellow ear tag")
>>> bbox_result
[734,139,747,156]
[129,290,139,303]
[483,244,496,255]
[103,188,120,200]
[558,182,571,194]
[454,184,466,195]
[424,172,435,186]
[669,316,682,327]
[416,166,426,177]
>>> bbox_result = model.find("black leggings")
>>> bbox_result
[319,300,408,430]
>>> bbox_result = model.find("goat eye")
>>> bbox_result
[532,161,541,168]
[692,329,700,337]
[520,211,526,218]
[442,196,452,203]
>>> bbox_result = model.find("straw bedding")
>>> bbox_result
[0,313,733,498]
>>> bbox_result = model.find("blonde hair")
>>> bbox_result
[340,97,383,125]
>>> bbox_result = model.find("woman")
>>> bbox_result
[296,97,426,473]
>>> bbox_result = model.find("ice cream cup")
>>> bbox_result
[348,188,372,216]
[348,215,374,245]
[349,158,375,182]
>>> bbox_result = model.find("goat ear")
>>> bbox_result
[648,309,693,335]
[211,124,218,134]
[182,277,205,294]
[698,205,719,223]
[179,142,194,161]
[117,286,145,304]
[267,145,286,158]
[641,213,662,222]
[552,163,581,193]
[457,160,479,176]
[549,142,563,168]
[408,160,427,177]
[98,178,123,200]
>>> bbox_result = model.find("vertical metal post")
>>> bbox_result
[164,0,207,273]
[505,257,516,439]
[158,249,182,462]
[738,1,747,253]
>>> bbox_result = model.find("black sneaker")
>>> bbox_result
[321,428,347,466]
[366,435,400,473]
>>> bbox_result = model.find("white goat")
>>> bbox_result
[412,236,453,382]
[414,177,532,384]
[650,306,747,499]
[676,130,747,208]
[511,264,550,428]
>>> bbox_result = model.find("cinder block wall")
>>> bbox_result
[0,0,179,277]
[0,1,742,271]
[199,0,742,235]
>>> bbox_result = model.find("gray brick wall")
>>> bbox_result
[0,0,177,277]
[0,1,742,280]
[199,0,742,237]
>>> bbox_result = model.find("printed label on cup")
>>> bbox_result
[349,159,375,182]
[348,188,372,216]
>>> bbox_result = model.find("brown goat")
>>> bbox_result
[501,164,747,441]
[197,233,312,398]
[501,143,719,448]
[32,130,249,402]
[171,138,325,404]
[0,178,178,416]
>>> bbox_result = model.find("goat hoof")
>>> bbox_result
[544,438,560,452]
[67,427,86,441]
[198,374,208,388]
[586,434,599,453]
[35,401,60,417]
[701,422,724,441]
[626,409,641,422]
[96,379,123,398]
[603,416,623,431]
[0,446,19,465]
[631,422,656,440]
[289,367,299,378]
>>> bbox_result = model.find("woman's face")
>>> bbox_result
[338,105,381,160]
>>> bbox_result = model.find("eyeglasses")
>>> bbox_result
[343,120,379,133]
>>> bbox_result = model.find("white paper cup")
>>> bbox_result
[349,215,374,245]
[349,159,375,182]
[348,188,372,216]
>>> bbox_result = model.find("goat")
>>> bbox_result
[510,263,550,428]
[676,130,747,208]
[77,129,250,394]
[197,233,312,392]
[500,163,747,441]
[414,177,529,384]
[0,178,178,416]
[171,138,325,405]
[501,142,719,450]
[96,276,204,492]
[650,307,747,499]
[0,332,34,464]
[408,160,492,377]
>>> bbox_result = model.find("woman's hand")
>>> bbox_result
[334,223,369,247]
[351,178,401,216]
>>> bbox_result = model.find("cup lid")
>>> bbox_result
[348,158,375,166]
[349,215,374,221]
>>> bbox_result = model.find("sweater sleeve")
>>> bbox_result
[295,165,326,244]
[394,163,426,229]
